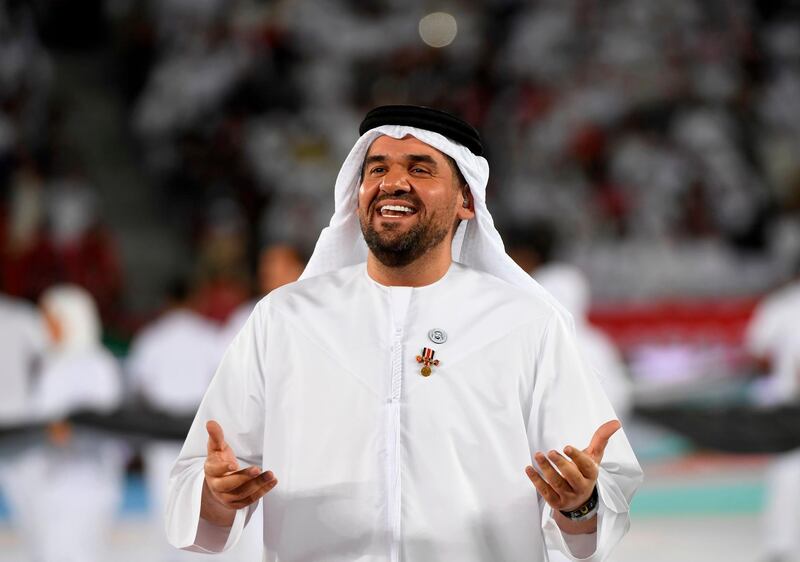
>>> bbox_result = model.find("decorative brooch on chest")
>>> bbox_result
[416,347,440,377]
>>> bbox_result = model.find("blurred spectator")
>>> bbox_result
[745,263,800,378]
[0,291,47,554]
[0,292,46,424]
[535,263,633,419]
[192,198,252,323]
[503,220,558,275]
[745,258,800,562]
[5,285,125,562]
[126,277,261,561]
[221,242,305,345]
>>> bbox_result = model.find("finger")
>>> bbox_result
[564,446,599,481]
[228,470,275,496]
[533,452,570,496]
[208,466,263,493]
[525,466,561,507]
[585,420,621,463]
[221,471,278,505]
[204,458,241,477]
[547,450,587,490]
[227,477,278,509]
[206,420,228,453]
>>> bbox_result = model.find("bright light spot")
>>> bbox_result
[418,12,458,48]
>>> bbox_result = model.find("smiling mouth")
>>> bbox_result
[377,204,417,218]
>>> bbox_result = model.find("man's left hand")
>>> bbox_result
[525,420,621,513]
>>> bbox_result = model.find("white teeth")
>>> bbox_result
[380,205,414,216]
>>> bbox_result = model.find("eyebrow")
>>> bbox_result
[363,154,440,171]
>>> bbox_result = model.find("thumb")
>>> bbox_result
[585,419,621,463]
[206,420,227,453]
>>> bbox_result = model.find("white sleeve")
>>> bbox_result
[165,301,268,553]
[528,312,643,561]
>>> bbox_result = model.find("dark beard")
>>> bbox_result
[361,214,450,268]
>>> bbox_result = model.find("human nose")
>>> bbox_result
[379,170,411,194]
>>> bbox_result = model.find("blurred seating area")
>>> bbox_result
[0,3,123,326]
[118,0,800,306]
[0,0,798,330]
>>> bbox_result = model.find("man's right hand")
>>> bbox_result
[200,420,278,526]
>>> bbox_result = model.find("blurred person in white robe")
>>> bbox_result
[759,322,800,562]
[746,262,800,562]
[0,292,47,539]
[534,263,633,419]
[4,285,125,562]
[745,267,800,381]
[220,243,305,346]
[164,106,641,561]
[128,278,261,561]
[0,293,46,425]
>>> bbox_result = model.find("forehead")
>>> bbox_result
[366,134,449,162]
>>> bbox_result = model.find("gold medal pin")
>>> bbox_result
[415,347,439,377]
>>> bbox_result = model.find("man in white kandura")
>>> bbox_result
[165,105,643,562]
[745,261,800,562]
[11,285,125,562]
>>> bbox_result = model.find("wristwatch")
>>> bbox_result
[559,487,599,521]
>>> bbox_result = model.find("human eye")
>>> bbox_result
[411,166,431,175]
[368,165,386,175]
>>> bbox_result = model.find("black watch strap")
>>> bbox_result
[559,486,599,521]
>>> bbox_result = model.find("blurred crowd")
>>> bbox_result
[0,3,123,328]
[1,0,800,327]
[120,0,800,303]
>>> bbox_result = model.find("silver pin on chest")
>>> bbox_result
[428,328,447,344]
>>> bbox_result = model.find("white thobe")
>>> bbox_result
[0,295,46,424]
[745,280,800,362]
[128,309,224,415]
[7,347,125,562]
[219,299,258,350]
[166,263,642,562]
[746,283,800,559]
[761,325,800,559]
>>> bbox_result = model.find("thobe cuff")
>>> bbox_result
[541,469,633,561]
[167,463,255,553]
[193,506,250,553]
[541,506,598,560]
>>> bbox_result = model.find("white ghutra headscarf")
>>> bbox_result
[300,123,571,324]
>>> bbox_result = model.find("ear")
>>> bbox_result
[456,188,475,221]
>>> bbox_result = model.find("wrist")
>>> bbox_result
[559,486,599,522]
[200,479,237,527]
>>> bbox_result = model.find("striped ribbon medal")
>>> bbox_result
[415,347,440,377]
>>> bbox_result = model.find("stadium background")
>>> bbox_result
[2,0,800,560]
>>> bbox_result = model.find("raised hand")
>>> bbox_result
[525,420,621,514]
[201,420,277,525]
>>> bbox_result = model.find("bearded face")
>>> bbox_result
[357,136,465,268]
